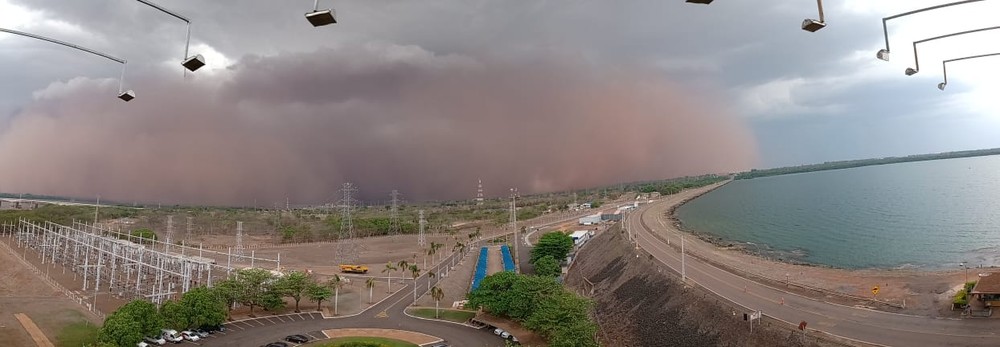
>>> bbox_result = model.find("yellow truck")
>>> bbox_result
[339,264,369,274]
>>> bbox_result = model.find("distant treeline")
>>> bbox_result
[633,174,729,196]
[736,147,1000,180]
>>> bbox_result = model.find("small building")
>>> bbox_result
[601,213,622,221]
[578,214,601,225]
[970,273,1000,307]
[579,202,592,209]
[570,230,593,246]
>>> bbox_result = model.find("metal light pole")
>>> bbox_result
[135,0,206,72]
[937,52,1000,90]
[681,234,686,281]
[0,28,135,101]
[905,25,1000,76]
[876,0,986,61]
[961,262,969,283]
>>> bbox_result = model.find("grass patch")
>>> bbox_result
[309,336,419,347]
[55,321,99,347]
[407,307,476,323]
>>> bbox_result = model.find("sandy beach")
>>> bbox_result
[651,180,971,317]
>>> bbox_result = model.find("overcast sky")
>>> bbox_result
[1,0,999,205]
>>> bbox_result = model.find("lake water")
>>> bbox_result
[675,155,1000,270]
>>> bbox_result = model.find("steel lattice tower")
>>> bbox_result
[234,221,244,260]
[165,215,174,252]
[185,216,193,238]
[476,178,485,205]
[389,190,402,235]
[418,210,426,247]
[336,183,360,264]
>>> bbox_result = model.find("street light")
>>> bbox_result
[801,0,826,32]
[960,262,969,283]
[937,52,1000,91]
[685,0,714,4]
[905,25,1000,76]
[135,0,206,72]
[0,27,136,102]
[306,0,337,27]
[875,0,986,61]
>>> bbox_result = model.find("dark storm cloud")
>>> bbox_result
[0,44,757,205]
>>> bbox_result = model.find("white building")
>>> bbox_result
[578,214,601,225]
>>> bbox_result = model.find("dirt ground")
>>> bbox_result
[0,236,101,347]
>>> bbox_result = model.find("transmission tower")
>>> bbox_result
[234,221,245,260]
[389,190,402,235]
[510,188,519,272]
[336,183,360,264]
[165,215,175,252]
[476,178,485,205]
[418,210,426,247]
[185,216,193,238]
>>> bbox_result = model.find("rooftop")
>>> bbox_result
[970,272,1000,294]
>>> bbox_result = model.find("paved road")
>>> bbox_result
[626,191,1000,347]
[201,209,620,347]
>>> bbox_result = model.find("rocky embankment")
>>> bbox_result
[564,225,855,347]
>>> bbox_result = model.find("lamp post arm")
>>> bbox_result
[944,52,1000,65]
[314,0,320,11]
[912,42,920,72]
[941,61,949,86]
[878,0,987,53]
[0,28,125,64]
[135,0,190,24]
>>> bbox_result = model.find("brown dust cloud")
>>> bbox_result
[0,44,758,206]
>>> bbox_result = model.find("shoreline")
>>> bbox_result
[651,181,971,316]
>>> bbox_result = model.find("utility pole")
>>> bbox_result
[337,183,359,264]
[418,210,426,247]
[390,190,402,236]
[94,195,101,226]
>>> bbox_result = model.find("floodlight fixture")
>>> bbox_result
[135,0,205,72]
[905,25,1000,76]
[876,0,985,61]
[0,27,135,102]
[801,0,826,32]
[306,0,337,27]
[937,52,1000,91]
[685,0,714,4]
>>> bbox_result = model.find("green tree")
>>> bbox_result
[98,299,161,346]
[382,262,397,293]
[275,270,313,312]
[534,255,561,277]
[466,271,520,316]
[524,291,593,337]
[531,231,574,264]
[507,275,564,321]
[409,264,421,303]
[212,277,240,320]
[159,300,188,330]
[179,286,226,329]
[365,277,377,304]
[307,282,332,311]
[233,268,276,317]
[430,286,445,318]
[329,275,345,315]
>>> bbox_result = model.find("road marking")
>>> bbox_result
[265,317,277,324]
[375,310,389,318]
[274,315,287,323]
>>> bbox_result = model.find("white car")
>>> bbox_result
[144,336,166,345]
[137,342,149,347]
[493,328,505,336]
[160,329,183,344]
[500,331,511,339]
[180,331,201,341]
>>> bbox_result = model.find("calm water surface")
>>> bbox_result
[675,155,1000,270]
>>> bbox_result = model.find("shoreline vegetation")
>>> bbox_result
[736,147,1000,180]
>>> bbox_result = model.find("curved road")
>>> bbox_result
[626,188,1000,347]
[203,207,620,346]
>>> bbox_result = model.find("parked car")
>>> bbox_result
[137,342,149,347]
[493,328,505,336]
[143,336,166,345]
[500,331,511,339]
[284,335,309,343]
[191,329,210,338]
[262,342,289,347]
[180,331,201,341]
[160,329,183,344]
[200,324,226,333]
[428,344,450,347]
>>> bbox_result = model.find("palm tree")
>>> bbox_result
[382,262,397,293]
[409,264,420,303]
[365,277,376,304]
[430,286,445,318]
[329,275,344,315]
[427,271,436,291]
[432,242,444,262]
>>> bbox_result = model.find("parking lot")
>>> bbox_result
[189,312,326,346]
